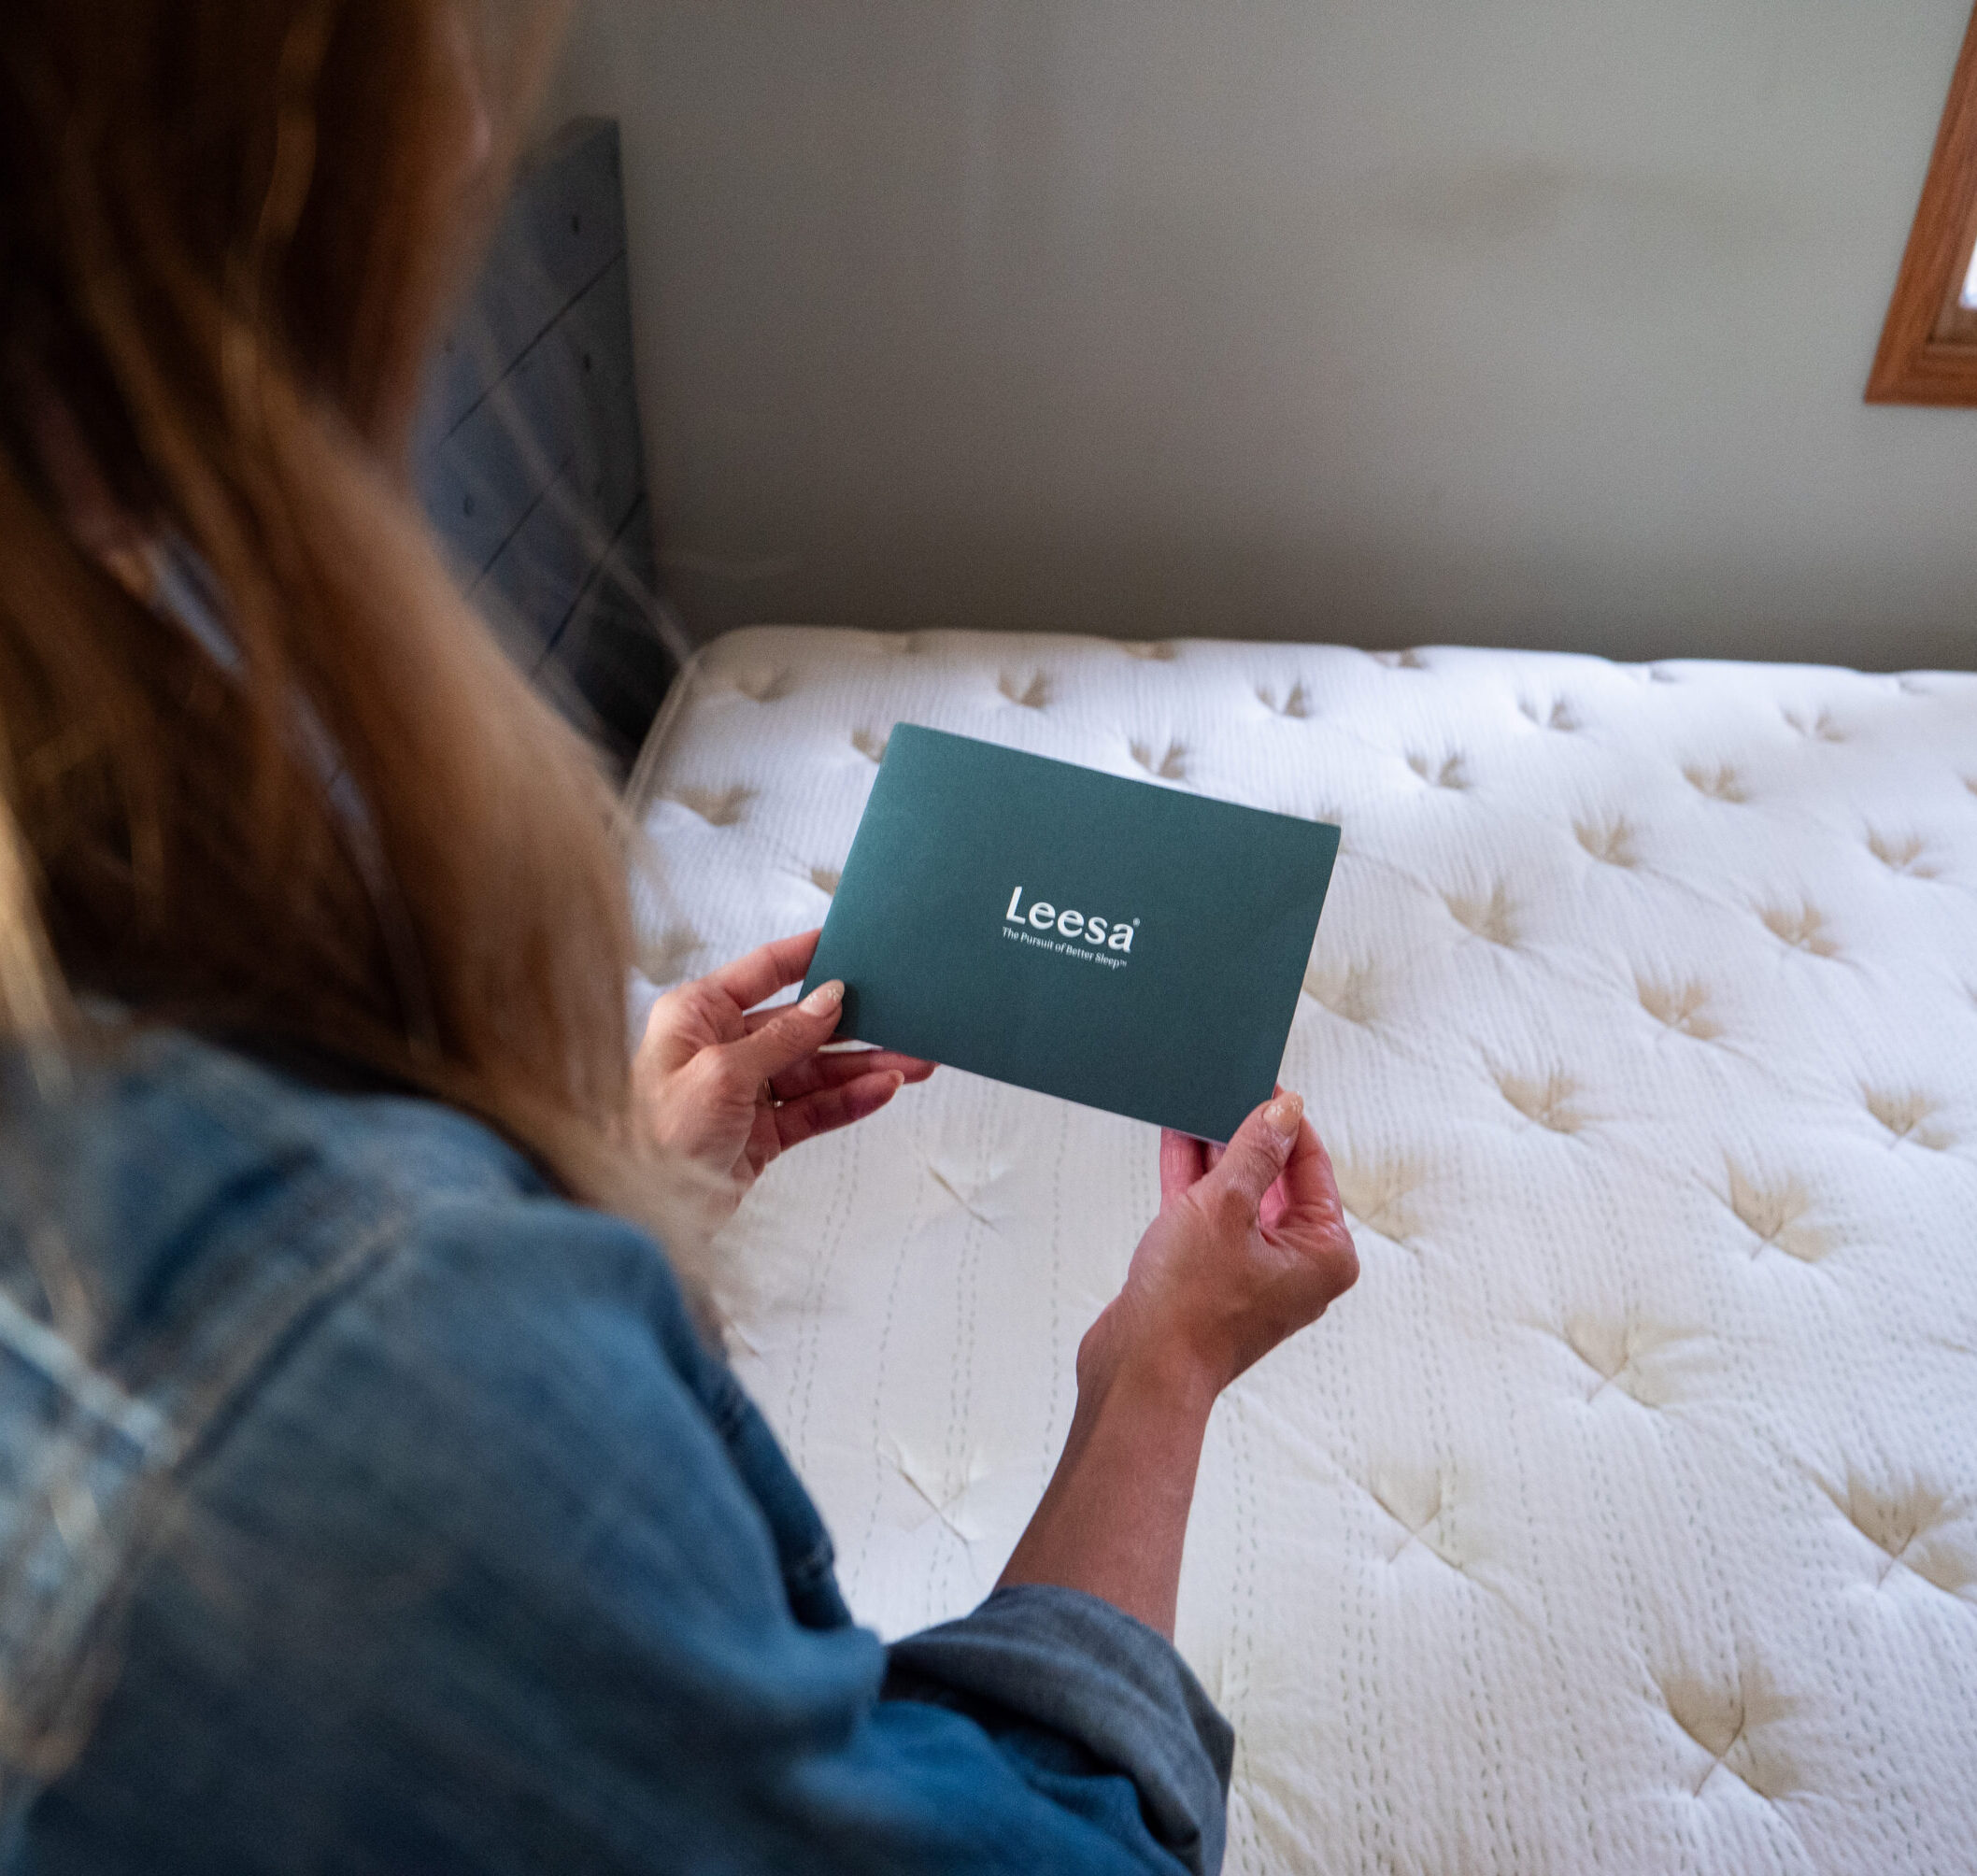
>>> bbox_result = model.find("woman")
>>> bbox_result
[0,5,1358,1871]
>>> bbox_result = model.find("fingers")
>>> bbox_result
[721,978,846,1086]
[1201,1090,1304,1209]
[775,1069,906,1150]
[1159,1129,1210,1201]
[1269,1116,1347,1240]
[702,931,822,1013]
[770,1050,934,1101]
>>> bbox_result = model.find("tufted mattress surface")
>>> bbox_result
[626,627,1977,1876]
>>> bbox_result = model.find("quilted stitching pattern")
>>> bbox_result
[627,629,1977,1876]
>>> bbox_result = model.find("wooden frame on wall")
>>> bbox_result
[1869,4,1977,404]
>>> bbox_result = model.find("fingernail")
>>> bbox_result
[1264,1091,1303,1137]
[800,979,845,1015]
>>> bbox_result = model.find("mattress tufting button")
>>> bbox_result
[1498,1071,1586,1134]
[1822,1476,1976,1596]
[1725,1165,1825,1262]
[1130,739,1188,781]
[1864,1089,1953,1151]
[1370,647,1428,670]
[1519,697,1581,732]
[731,667,792,704]
[1407,751,1471,790]
[1637,979,1723,1040]
[1784,707,1847,743]
[1258,681,1310,718]
[851,728,889,763]
[997,671,1051,710]
[888,1438,988,1543]
[1120,640,1176,661]
[925,1162,997,1230]
[809,865,840,898]
[1445,884,1519,947]
[1303,959,1376,1024]
[1759,902,1838,958]
[1866,830,1940,877]
[1561,1319,1652,1405]
[1659,1667,1795,1800]
[1683,763,1747,803]
[1574,817,1639,867]
[1331,1153,1423,1245]
[636,923,701,986]
[665,784,752,827]
[1365,1468,1462,1569]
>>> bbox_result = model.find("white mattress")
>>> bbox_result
[626,627,1977,1876]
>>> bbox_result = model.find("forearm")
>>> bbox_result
[996,1336,1216,1640]
[999,1095,1357,1642]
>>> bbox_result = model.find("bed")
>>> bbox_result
[625,626,1977,1876]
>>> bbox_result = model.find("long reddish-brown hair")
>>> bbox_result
[0,1,667,1219]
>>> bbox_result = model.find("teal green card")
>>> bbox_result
[801,725,1340,1142]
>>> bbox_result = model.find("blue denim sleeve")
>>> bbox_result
[21,1188,1231,1876]
[887,1586,1233,1876]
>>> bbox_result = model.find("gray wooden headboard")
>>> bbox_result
[413,117,676,770]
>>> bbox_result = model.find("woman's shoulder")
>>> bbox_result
[23,1019,555,1212]
[1,1022,698,1430]
[3,1030,883,1871]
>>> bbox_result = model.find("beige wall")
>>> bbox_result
[552,0,1977,669]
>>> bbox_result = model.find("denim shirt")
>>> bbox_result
[0,1030,1231,1874]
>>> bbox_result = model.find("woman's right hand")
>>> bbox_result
[1082,1091,1359,1400]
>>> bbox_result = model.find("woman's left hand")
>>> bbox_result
[633,930,934,1226]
